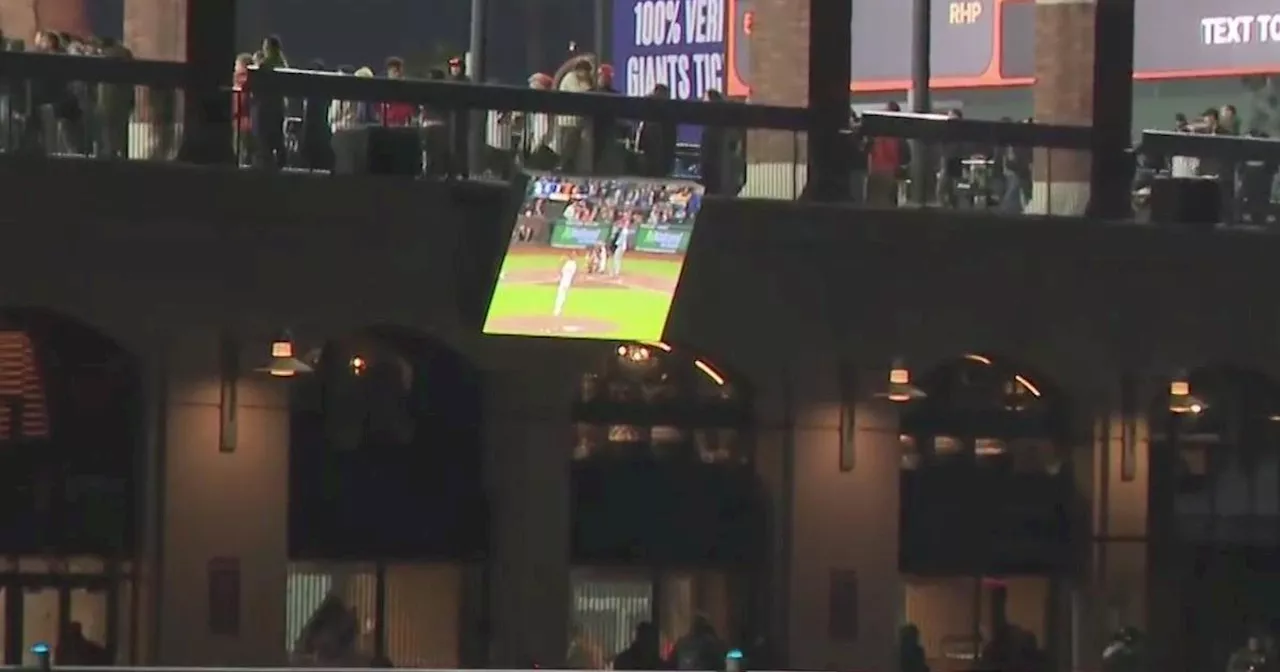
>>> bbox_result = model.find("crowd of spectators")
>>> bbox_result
[9,24,1272,221]
[228,35,744,191]
[1132,104,1280,223]
[0,28,138,158]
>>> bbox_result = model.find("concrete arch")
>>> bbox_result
[902,352,1072,439]
[0,305,142,555]
[0,306,138,365]
[581,341,755,408]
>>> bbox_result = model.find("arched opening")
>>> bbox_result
[1149,366,1280,672]
[286,326,485,668]
[0,307,142,666]
[569,342,761,669]
[897,353,1072,672]
[899,353,1070,472]
[573,342,750,463]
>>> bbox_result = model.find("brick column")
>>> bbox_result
[0,0,89,43]
[1029,0,1095,215]
[739,0,809,198]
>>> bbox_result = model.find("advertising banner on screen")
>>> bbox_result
[484,173,704,341]
[633,223,695,253]
[551,222,610,249]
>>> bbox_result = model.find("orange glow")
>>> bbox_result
[270,340,294,358]
[269,369,296,378]
[1170,380,1190,397]
[1014,374,1041,397]
[694,359,726,386]
[889,368,910,385]
[0,331,49,439]
[350,356,368,376]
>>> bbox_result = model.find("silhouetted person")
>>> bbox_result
[673,615,726,670]
[637,84,676,177]
[58,621,108,665]
[615,621,663,670]
[252,35,289,169]
[898,624,929,672]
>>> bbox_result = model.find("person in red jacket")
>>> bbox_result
[865,100,909,206]
[381,57,419,127]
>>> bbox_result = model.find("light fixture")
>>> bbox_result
[255,331,314,378]
[617,343,652,363]
[875,358,926,402]
[350,355,368,376]
[1168,371,1205,414]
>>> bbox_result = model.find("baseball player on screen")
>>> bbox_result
[553,251,579,317]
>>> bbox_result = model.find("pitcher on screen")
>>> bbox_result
[553,251,579,317]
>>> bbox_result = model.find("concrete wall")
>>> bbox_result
[4,157,1280,666]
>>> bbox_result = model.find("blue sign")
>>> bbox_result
[613,0,729,144]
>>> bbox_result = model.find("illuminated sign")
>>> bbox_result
[713,0,1280,95]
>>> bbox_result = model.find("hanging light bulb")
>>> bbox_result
[1168,371,1205,414]
[254,331,314,378]
[875,358,926,402]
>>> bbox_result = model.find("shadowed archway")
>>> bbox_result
[1148,366,1280,672]
[286,326,486,668]
[568,342,762,668]
[896,353,1074,665]
[900,353,1072,469]
[0,307,141,665]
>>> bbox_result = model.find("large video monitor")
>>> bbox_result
[482,172,704,340]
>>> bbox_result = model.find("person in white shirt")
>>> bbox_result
[553,253,579,317]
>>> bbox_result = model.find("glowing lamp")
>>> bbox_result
[254,331,314,378]
[876,358,926,402]
[1168,372,1205,414]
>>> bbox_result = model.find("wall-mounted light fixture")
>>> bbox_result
[1168,371,1205,414]
[875,358,926,403]
[254,331,314,378]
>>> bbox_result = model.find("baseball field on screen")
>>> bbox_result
[482,246,687,340]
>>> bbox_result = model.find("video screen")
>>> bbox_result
[482,173,704,340]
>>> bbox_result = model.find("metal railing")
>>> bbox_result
[0,50,1192,220]
[1138,130,1280,227]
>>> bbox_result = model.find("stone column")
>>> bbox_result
[1029,0,1095,216]
[156,333,289,665]
[485,342,586,666]
[0,0,89,43]
[738,0,808,199]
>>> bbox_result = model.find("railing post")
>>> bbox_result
[804,0,853,201]
[1086,0,1136,219]
[177,0,237,165]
